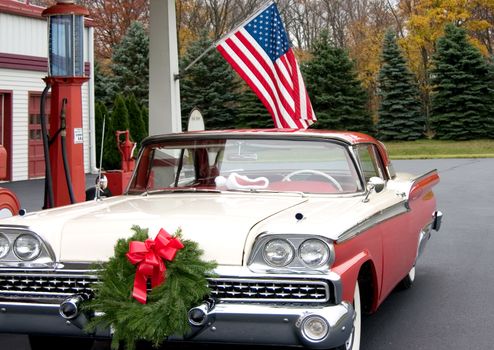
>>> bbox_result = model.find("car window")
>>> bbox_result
[356,144,385,182]
[130,138,363,194]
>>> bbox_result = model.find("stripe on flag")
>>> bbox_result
[216,2,316,129]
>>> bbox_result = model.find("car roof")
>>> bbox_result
[144,129,378,146]
[143,129,391,168]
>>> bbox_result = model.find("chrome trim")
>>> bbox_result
[182,300,354,349]
[0,268,99,303]
[211,266,343,304]
[0,226,56,267]
[208,277,331,303]
[411,169,438,184]
[362,177,385,203]
[248,233,335,273]
[59,294,86,320]
[432,211,443,231]
[337,201,409,243]
[416,224,432,260]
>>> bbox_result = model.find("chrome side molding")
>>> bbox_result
[432,211,443,231]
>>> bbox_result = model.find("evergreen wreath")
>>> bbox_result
[84,225,217,350]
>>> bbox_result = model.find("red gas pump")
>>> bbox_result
[105,130,136,196]
[116,130,136,172]
[0,145,20,216]
[41,1,89,207]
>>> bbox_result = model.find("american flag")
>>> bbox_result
[216,2,316,129]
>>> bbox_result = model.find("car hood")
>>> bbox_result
[1,193,307,265]
[1,192,398,265]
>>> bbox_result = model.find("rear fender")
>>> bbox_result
[409,170,440,202]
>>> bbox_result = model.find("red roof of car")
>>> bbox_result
[145,128,391,167]
[183,128,378,145]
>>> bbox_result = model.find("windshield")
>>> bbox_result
[128,138,363,194]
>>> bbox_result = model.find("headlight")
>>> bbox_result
[299,239,330,267]
[262,239,294,267]
[0,233,10,259]
[14,234,41,260]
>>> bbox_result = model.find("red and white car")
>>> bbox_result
[0,129,442,349]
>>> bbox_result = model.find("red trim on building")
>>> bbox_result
[0,0,93,26]
[42,3,89,17]
[0,52,91,75]
[0,52,47,72]
[0,89,13,181]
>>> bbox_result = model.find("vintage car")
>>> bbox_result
[0,129,442,350]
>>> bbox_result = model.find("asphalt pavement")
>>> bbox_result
[0,174,96,213]
[1,159,493,349]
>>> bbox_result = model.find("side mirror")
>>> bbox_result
[363,177,385,202]
[368,177,385,193]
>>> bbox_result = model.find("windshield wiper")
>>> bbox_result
[223,188,307,198]
[143,188,221,196]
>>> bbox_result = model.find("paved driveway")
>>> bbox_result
[1,158,493,349]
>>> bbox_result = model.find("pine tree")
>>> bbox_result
[112,22,149,106]
[235,84,274,128]
[430,24,494,140]
[103,94,129,170]
[126,94,147,147]
[94,62,116,108]
[111,94,130,131]
[302,33,373,134]
[180,34,240,130]
[377,30,424,140]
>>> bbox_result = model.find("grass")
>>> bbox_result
[384,139,494,159]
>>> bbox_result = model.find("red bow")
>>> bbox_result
[126,228,184,304]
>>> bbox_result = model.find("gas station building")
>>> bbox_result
[0,0,96,182]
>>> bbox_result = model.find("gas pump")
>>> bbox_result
[104,131,136,196]
[41,0,89,208]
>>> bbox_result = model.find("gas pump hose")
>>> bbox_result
[40,83,54,208]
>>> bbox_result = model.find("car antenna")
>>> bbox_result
[96,115,106,200]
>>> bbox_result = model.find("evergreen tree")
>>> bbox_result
[235,84,274,128]
[302,33,373,134]
[103,94,129,170]
[180,34,240,130]
[112,94,130,131]
[94,62,116,108]
[377,30,424,140]
[126,94,147,146]
[430,24,494,140]
[112,22,149,106]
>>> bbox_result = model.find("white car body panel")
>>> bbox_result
[0,187,407,264]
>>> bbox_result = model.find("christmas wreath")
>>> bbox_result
[84,225,217,350]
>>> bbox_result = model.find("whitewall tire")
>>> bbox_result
[337,281,361,350]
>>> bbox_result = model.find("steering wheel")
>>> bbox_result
[282,169,343,191]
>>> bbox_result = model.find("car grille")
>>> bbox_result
[0,272,334,304]
[0,271,98,303]
[208,278,333,303]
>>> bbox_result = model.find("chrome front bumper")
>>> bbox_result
[0,265,353,347]
[0,300,354,348]
[0,301,109,337]
[182,301,355,349]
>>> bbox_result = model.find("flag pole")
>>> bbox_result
[175,0,274,79]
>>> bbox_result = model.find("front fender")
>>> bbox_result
[331,250,371,302]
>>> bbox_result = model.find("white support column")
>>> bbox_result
[88,26,98,173]
[149,0,182,134]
